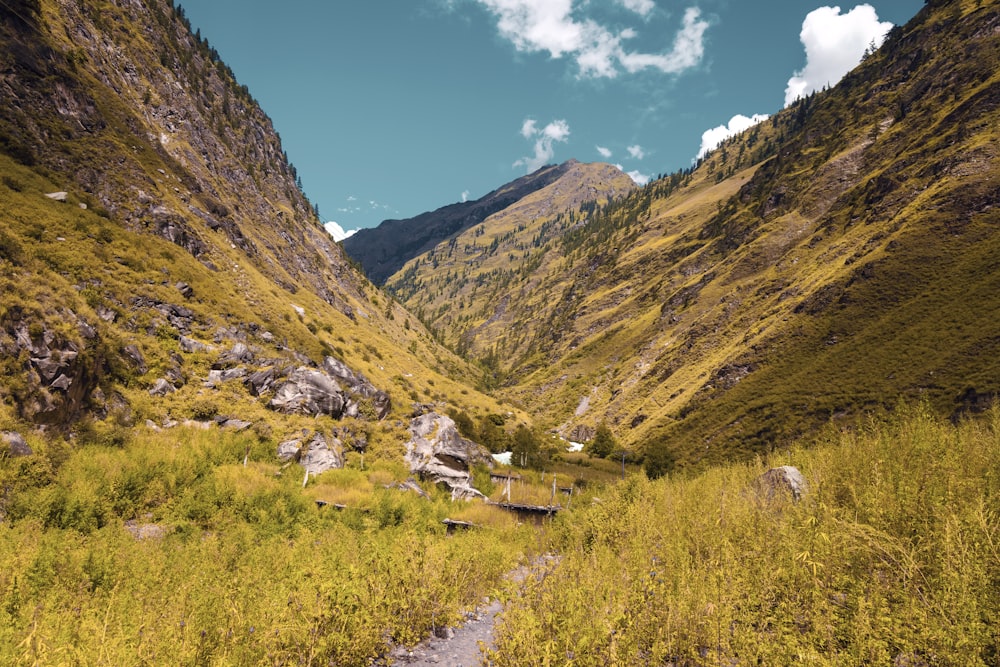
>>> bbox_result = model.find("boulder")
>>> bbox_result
[755,465,808,502]
[179,335,214,354]
[122,344,147,373]
[213,342,254,369]
[404,412,492,501]
[268,367,345,417]
[2,431,33,457]
[175,281,194,299]
[246,366,288,396]
[218,418,252,431]
[299,433,344,475]
[322,356,391,419]
[276,438,302,462]
[149,378,175,396]
[204,366,247,387]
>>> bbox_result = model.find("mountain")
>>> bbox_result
[342,160,634,285]
[385,160,637,358]
[386,0,1000,466]
[0,0,516,434]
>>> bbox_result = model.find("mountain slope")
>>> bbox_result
[0,0,518,434]
[386,160,637,359]
[343,160,633,285]
[388,0,1000,465]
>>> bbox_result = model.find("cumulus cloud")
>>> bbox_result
[324,220,358,242]
[784,4,893,106]
[696,113,769,160]
[596,145,612,158]
[627,144,645,160]
[626,169,650,186]
[473,0,709,78]
[514,118,571,172]
[615,163,650,186]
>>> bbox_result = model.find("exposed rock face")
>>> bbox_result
[276,437,302,462]
[2,431,33,457]
[404,412,492,501]
[265,357,390,420]
[300,433,344,475]
[149,378,176,396]
[269,367,346,417]
[0,314,108,426]
[321,357,391,419]
[755,465,808,502]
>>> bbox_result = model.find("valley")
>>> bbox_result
[1,0,998,664]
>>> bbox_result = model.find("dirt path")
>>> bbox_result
[381,599,502,666]
[378,556,556,666]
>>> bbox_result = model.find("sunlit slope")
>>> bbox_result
[0,0,521,434]
[389,0,1000,466]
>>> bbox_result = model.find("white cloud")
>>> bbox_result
[626,169,650,186]
[596,145,612,158]
[627,144,645,160]
[784,4,893,107]
[514,118,571,172]
[461,190,471,202]
[615,163,650,185]
[619,0,655,18]
[696,113,769,160]
[324,220,358,242]
[473,1,709,78]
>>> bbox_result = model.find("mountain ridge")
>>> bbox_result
[384,0,1000,465]
[342,159,635,285]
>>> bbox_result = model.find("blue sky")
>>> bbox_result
[180,0,923,237]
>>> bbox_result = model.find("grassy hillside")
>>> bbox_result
[489,405,1000,665]
[385,0,1000,466]
[387,160,636,360]
[0,0,529,440]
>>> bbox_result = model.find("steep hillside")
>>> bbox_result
[386,160,636,360]
[389,0,1000,465]
[343,160,632,285]
[0,0,519,437]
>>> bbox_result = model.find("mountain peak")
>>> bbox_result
[343,161,634,285]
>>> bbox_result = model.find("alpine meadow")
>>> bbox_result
[1,0,998,665]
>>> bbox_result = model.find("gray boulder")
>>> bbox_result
[213,342,254,369]
[149,378,176,396]
[204,367,247,387]
[268,367,345,417]
[179,335,214,354]
[276,438,302,462]
[300,433,344,475]
[2,431,33,457]
[404,412,492,501]
[755,465,808,502]
[322,356,391,419]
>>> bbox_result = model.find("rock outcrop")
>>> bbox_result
[0,312,108,426]
[404,412,492,501]
[265,356,390,420]
[276,432,344,475]
[754,465,808,502]
[2,431,33,457]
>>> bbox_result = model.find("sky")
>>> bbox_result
[179,0,923,239]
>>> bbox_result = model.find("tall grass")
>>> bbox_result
[0,426,537,665]
[489,405,1000,665]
